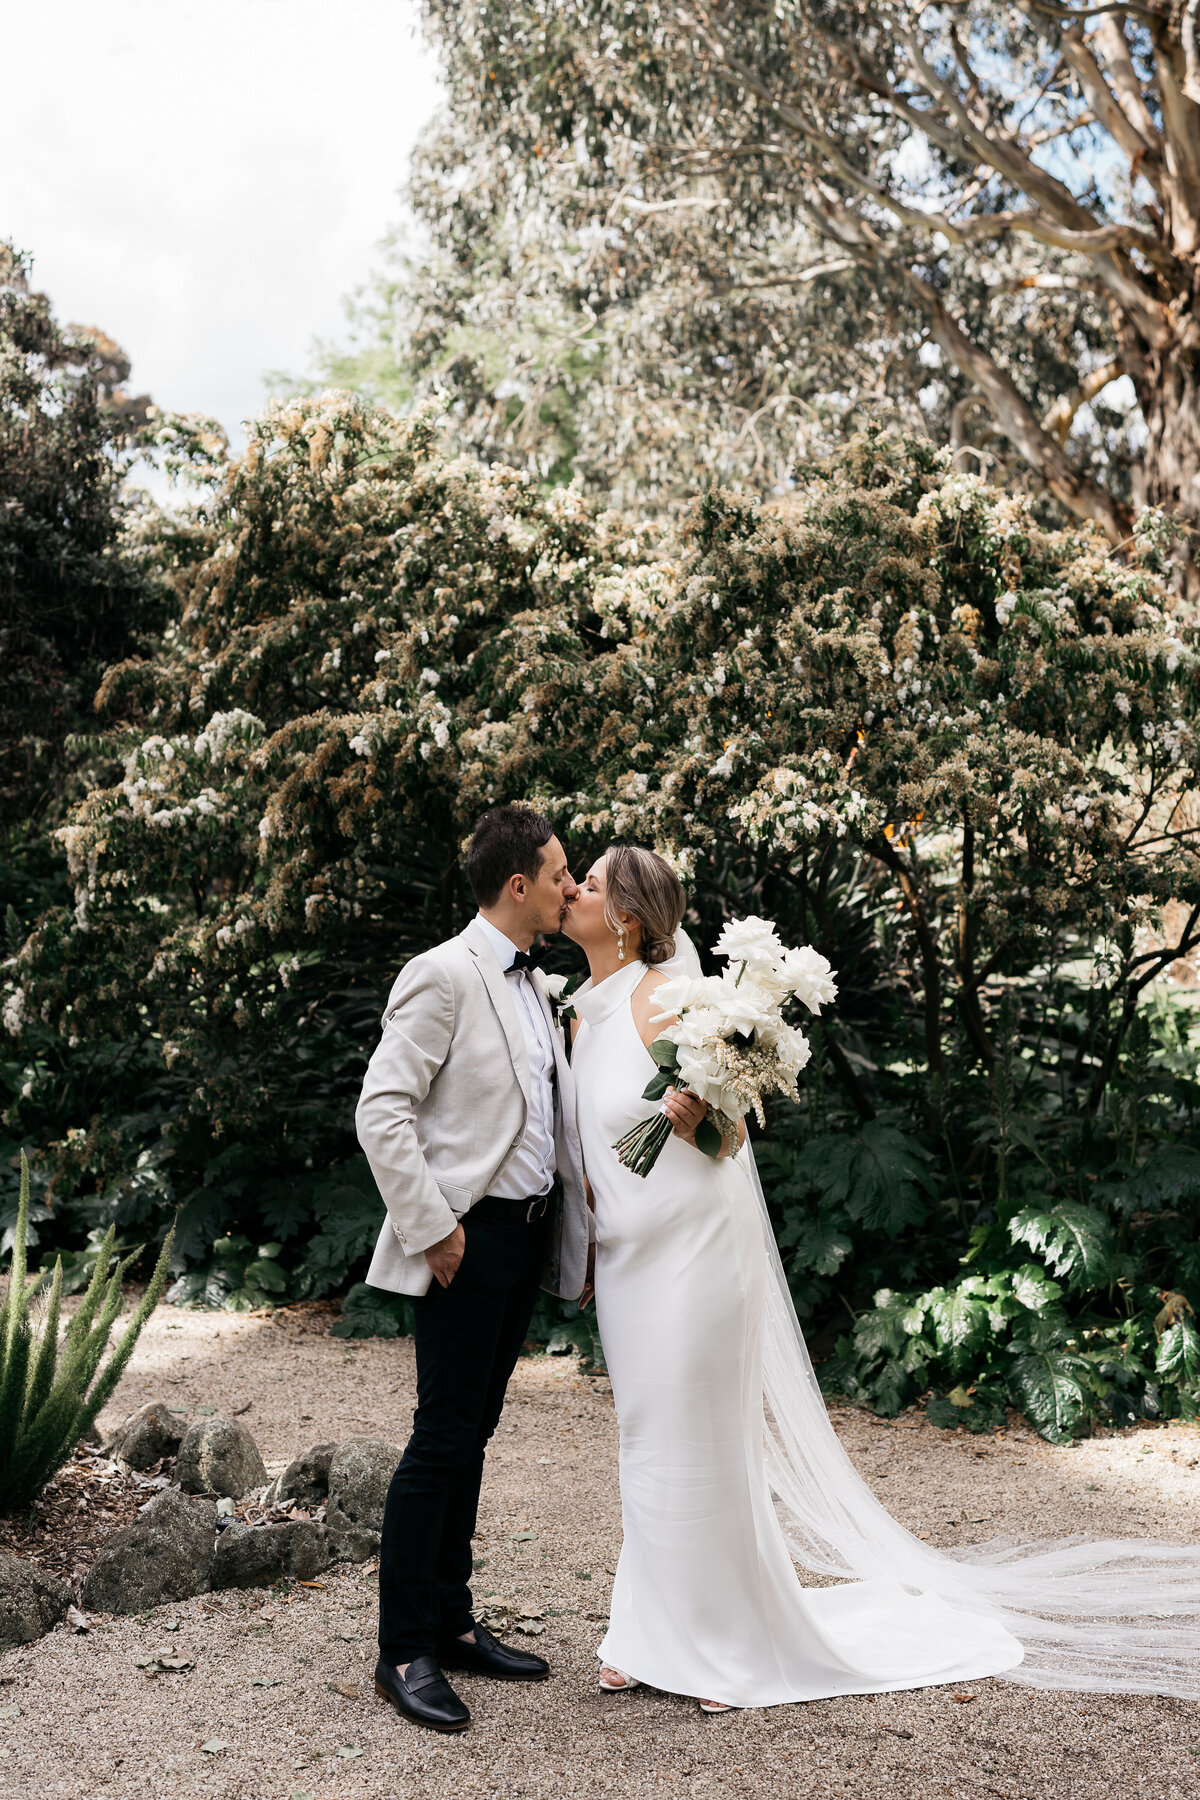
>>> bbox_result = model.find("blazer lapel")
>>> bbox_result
[463,918,531,1106]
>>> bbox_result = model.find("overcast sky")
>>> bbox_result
[3,0,443,448]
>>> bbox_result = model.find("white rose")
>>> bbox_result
[668,1005,725,1049]
[776,945,838,1014]
[649,974,704,1023]
[534,970,569,1003]
[713,916,783,968]
[675,1041,737,1113]
[760,1021,812,1076]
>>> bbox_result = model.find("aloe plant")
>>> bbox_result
[0,1150,174,1511]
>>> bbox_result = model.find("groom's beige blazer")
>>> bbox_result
[356,915,589,1300]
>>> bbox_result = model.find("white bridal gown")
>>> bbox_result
[571,959,1023,1708]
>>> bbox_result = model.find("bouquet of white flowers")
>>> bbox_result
[613,917,838,1177]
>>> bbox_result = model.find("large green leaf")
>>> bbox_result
[1008,1202,1117,1291]
[926,1280,995,1373]
[331,1282,413,1340]
[1156,1320,1200,1389]
[782,1212,853,1278]
[802,1122,934,1234]
[1007,1346,1092,1443]
[1119,1148,1200,1212]
[1007,1262,1065,1314]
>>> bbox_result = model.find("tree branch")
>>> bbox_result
[1059,19,1165,189]
[1093,15,1164,149]
[1043,357,1127,443]
[904,268,1133,541]
[866,833,945,1078]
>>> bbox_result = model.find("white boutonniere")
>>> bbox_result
[533,969,584,1051]
[533,968,569,1007]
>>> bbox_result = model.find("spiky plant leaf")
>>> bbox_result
[0,1155,177,1510]
[1155,1320,1200,1390]
[781,1211,853,1277]
[1007,1346,1092,1443]
[801,1122,934,1234]
[1008,1202,1118,1291]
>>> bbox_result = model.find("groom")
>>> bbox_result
[355,805,589,1733]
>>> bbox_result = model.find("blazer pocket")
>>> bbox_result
[436,1181,471,1217]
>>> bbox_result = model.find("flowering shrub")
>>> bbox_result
[3,401,1198,1434]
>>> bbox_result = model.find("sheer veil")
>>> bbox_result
[661,927,1200,1697]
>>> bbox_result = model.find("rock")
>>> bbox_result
[325,1438,401,1533]
[0,1555,69,1649]
[82,1489,216,1615]
[328,1527,381,1565]
[211,1521,330,1590]
[176,1417,268,1500]
[105,1400,185,1471]
[265,1442,338,1509]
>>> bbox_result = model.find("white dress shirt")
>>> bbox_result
[474,913,557,1199]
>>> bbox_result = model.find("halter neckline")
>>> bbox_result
[570,958,648,1028]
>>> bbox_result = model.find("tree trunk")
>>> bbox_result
[1135,336,1200,584]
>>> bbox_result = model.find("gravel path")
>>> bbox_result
[3,1308,1200,1799]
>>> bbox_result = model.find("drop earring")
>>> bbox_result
[617,926,626,961]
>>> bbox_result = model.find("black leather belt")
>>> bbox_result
[473,1191,552,1225]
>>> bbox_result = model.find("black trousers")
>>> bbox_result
[377,1204,545,1664]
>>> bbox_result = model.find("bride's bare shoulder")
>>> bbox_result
[631,967,675,1048]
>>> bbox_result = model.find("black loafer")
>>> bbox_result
[374,1655,470,1732]
[437,1619,550,1681]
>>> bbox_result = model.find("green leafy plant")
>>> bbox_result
[331,1282,413,1340]
[0,1150,174,1510]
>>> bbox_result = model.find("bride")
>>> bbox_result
[563,843,1200,1713]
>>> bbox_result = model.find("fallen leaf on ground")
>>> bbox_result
[950,1693,976,1703]
[137,1656,194,1676]
[329,1681,358,1699]
[0,1706,21,1720]
[511,1531,538,1541]
[519,1606,545,1619]
[194,1406,217,1416]
[65,1604,91,1632]
[296,1580,325,1589]
[336,1745,363,1759]
[515,1621,546,1635]
[253,1677,283,1687]
[200,1738,229,1753]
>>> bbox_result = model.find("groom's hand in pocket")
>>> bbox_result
[426,1221,466,1288]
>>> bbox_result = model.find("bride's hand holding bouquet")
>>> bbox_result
[613,917,837,1177]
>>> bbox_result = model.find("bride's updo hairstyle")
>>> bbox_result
[604,845,685,967]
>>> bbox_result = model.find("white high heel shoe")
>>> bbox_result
[598,1666,641,1692]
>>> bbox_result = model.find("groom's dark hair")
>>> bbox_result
[467,804,555,907]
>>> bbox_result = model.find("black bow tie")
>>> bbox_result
[507,946,545,973]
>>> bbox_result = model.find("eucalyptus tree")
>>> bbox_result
[420,0,1199,560]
